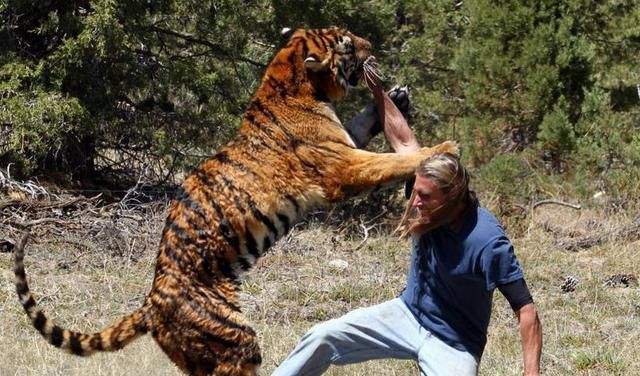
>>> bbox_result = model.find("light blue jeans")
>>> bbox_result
[271,298,478,376]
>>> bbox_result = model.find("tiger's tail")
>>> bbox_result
[13,232,150,356]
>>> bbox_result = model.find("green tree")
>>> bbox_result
[1,0,275,182]
[452,0,593,167]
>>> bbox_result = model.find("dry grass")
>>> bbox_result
[1,197,638,376]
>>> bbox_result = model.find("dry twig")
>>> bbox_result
[533,199,582,210]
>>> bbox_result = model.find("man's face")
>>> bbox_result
[411,174,448,224]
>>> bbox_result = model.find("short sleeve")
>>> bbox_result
[480,236,524,291]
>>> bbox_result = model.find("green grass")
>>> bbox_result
[1,200,639,375]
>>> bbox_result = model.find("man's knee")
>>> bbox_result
[300,319,350,347]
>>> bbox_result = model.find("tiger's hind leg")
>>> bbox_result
[150,277,261,375]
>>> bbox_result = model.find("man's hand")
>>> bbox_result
[516,303,542,376]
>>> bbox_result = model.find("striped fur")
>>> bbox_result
[15,27,458,375]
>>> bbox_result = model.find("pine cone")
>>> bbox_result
[561,275,579,293]
[602,273,638,288]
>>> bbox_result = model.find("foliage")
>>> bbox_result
[1,0,638,204]
[475,153,531,204]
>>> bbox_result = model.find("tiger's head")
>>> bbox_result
[265,27,373,102]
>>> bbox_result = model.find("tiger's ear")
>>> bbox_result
[280,27,294,41]
[304,56,330,72]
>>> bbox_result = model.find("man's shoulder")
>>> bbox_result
[466,207,508,246]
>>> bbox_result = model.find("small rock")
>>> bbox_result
[328,259,349,270]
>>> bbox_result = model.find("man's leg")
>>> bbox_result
[272,298,424,376]
[417,332,479,376]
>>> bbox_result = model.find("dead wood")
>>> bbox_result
[556,217,640,251]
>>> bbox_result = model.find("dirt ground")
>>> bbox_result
[1,191,639,375]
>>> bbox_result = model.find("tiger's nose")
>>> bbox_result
[348,33,371,61]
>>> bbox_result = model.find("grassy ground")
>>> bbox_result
[0,198,638,376]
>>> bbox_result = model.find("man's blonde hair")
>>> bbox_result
[395,153,477,239]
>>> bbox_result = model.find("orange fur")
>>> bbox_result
[15,27,458,375]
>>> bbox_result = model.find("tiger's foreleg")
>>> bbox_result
[302,141,458,202]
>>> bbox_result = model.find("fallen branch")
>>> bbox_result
[533,199,582,210]
[4,217,68,229]
[557,217,640,251]
[352,220,374,251]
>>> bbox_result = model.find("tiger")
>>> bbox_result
[14,27,458,376]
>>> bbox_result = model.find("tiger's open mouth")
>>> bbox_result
[339,57,370,89]
[336,61,359,89]
[348,69,362,87]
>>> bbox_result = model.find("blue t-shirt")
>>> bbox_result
[400,206,523,359]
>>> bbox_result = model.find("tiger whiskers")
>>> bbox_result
[362,56,383,87]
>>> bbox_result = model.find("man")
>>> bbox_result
[271,84,542,376]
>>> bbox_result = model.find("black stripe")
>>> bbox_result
[252,99,277,123]
[315,34,327,51]
[249,351,262,365]
[159,237,188,271]
[245,226,261,259]
[213,150,230,164]
[244,111,256,123]
[195,170,222,203]
[285,194,300,214]
[195,173,242,231]
[182,211,208,240]
[89,335,104,351]
[309,35,327,51]
[34,311,46,333]
[265,77,288,97]
[289,43,299,83]
[50,326,64,348]
[247,201,278,238]
[298,40,307,60]
[184,294,248,332]
[251,127,289,153]
[238,256,252,271]
[326,34,336,49]
[148,285,177,310]
[193,282,241,312]
[215,249,241,286]
[15,267,25,280]
[263,236,272,251]
[219,176,248,215]
[69,333,84,355]
[308,142,348,156]
[177,187,210,222]
[213,151,253,174]
[216,173,279,242]
[23,295,36,311]
[185,355,197,374]
[220,217,241,254]
[277,213,291,233]
[16,281,28,296]
[203,331,242,349]
[167,222,197,247]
